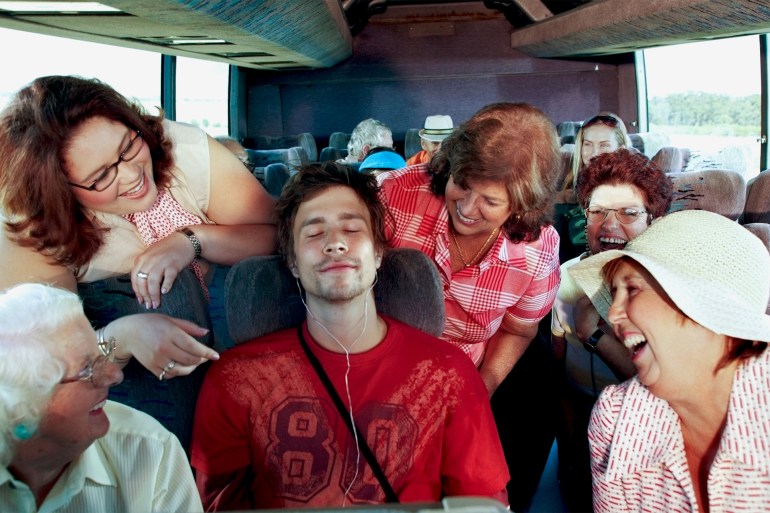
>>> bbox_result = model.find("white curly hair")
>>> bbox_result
[0,283,83,465]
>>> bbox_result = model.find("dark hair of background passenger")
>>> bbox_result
[275,161,388,268]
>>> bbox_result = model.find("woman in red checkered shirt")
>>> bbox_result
[379,102,562,396]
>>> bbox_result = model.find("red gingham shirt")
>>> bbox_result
[589,348,770,513]
[378,165,561,364]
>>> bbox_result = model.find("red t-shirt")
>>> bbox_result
[190,317,509,509]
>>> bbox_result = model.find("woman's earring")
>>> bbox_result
[13,423,34,440]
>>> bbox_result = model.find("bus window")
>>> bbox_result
[0,27,160,113]
[643,35,761,178]
[175,57,229,137]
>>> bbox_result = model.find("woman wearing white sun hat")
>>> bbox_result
[406,115,454,166]
[569,209,770,513]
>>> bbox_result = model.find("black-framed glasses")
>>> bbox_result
[583,115,619,128]
[59,354,114,388]
[585,207,649,225]
[69,130,143,192]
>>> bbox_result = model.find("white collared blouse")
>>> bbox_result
[589,348,770,513]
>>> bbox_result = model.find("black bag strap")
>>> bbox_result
[297,325,400,503]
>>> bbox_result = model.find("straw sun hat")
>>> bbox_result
[569,210,770,343]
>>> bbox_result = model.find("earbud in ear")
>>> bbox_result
[290,265,299,278]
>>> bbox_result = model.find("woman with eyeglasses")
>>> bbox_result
[555,112,632,261]
[0,283,202,512]
[551,149,672,512]
[0,76,276,436]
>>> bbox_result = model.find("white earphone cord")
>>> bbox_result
[296,275,378,505]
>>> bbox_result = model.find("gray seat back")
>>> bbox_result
[329,131,351,150]
[319,146,345,162]
[743,171,770,224]
[253,133,317,162]
[225,248,446,344]
[404,128,421,159]
[668,169,747,220]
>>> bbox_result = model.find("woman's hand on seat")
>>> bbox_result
[106,314,218,379]
[131,233,196,309]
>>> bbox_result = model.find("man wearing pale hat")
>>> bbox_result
[406,115,454,166]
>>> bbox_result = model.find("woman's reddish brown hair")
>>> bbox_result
[0,75,175,269]
[429,102,560,243]
[577,149,673,220]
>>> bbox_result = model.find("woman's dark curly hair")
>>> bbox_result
[577,149,673,220]
[0,75,175,269]
[429,102,560,243]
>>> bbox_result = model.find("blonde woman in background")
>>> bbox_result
[555,112,631,261]
[564,112,631,197]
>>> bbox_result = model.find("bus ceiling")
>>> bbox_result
[0,0,767,68]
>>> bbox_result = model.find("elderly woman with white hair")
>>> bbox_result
[570,210,770,513]
[0,283,201,512]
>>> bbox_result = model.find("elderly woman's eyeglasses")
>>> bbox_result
[585,207,648,224]
[59,354,114,388]
[69,131,143,192]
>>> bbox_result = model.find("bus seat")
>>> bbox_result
[742,171,770,224]
[742,222,770,314]
[263,162,291,198]
[629,133,644,154]
[247,147,304,172]
[557,121,580,146]
[288,145,309,170]
[329,131,350,150]
[557,120,580,138]
[296,132,318,162]
[405,128,421,159]
[668,169,746,220]
[744,222,770,250]
[652,146,686,173]
[253,133,317,162]
[629,132,670,158]
[77,268,212,452]
[319,146,345,162]
[224,248,446,344]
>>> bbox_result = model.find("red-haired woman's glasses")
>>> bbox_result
[69,131,143,192]
[585,207,648,225]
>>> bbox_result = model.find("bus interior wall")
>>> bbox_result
[243,11,639,146]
